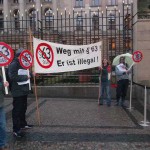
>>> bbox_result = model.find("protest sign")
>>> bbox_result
[33,38,102,73]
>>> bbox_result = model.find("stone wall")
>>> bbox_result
[133,19,150,82]
[133,19,150,103]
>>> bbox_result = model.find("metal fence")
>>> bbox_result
[0,3,133,86]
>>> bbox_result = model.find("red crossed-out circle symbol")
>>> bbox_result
[0,42,14,66]
[132,50,143,63]
[36,43,54,69]
[19,50,33,69]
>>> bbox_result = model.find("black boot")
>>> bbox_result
[115,99,119,106]
[121,97,127,108]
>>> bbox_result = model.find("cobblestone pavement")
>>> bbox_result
[4,97,150,150]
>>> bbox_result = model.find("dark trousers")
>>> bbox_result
[116,79,129,105]
[12,95,28,132]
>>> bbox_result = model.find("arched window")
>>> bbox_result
[0,10,3,30]
[125,37,131,50]
[125,13,131,29]
[76,15,83,30]
[29,0,35,2]
[75,0,83,7]
[108,13,116,30]
[14,9,20,30]
[92,15,99,30]
[0,0,3,4]
[91,0,100,6]
[107,0,117,6]
[45,8,53,30]
[124,0,130,4]
[109,38,116,50]
[14,0,18,3]
[29,8,36,30]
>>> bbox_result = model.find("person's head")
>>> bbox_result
[15,47,24,58]
[119,56,125,65]
[102,58,109,66]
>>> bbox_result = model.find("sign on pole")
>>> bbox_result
[0,42,14,66]
[132,50,143,63]
[0,42,14,94]
[19,50,33,90]
[19,50,33,69]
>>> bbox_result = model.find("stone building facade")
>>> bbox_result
[0,0,150,84]
[0,0,133,30]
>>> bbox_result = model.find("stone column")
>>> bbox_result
[19,0,26,30]
[35,0,42,30]
[3,0,9,30]
[36,0,41,20]
[53,0,57,29]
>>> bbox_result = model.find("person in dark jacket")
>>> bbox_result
[0,73,9,150]
[98,59,111,106]
[8,48,32,138]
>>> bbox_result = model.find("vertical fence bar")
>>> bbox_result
[131,1,134,82]
[81,8,83,44]
[89,7,91,44]
[102,11,103,42]
[41,5,43,40]
[122,1,125,53]
[65,8,67,43]
[110,10,112,60]
[98,8,100,42]
[38,10,40,39]
[60,12,62,42]
[106,7,108,58]
[69,12,71,44]
[119,10,121,54]
[85,11,87,44]
[57,8,59,43]
[21,14,23,47]
[6,16,8,46]
[73,8,75,45]
[131,1,134,54]
[114,7,117,57]
[10,10,12,47]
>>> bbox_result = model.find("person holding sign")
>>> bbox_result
[0,73,9,150]
[115,57,130,108]
[8,48,33,138]
[98,59,111,106]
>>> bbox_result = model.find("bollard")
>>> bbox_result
[127,78,134,111]
[140,86,150,126]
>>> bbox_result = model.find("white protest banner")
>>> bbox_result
[33,38,102,73]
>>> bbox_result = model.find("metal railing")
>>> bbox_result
[0,3,133,86]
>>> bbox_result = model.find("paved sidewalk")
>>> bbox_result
[4,97,150,150]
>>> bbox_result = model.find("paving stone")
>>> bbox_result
[4,98,150,150]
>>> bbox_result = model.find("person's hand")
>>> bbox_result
[32,72,36,76]
[99,66,103,70]
[4,81,9,87]
[126,70,130,74]
[32,72,39,77]
[28,75,31,79]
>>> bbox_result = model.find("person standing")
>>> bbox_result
[98,59,111,106]
[115,56,130,107]
[0,74,9,150]
[8,48,32,138]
